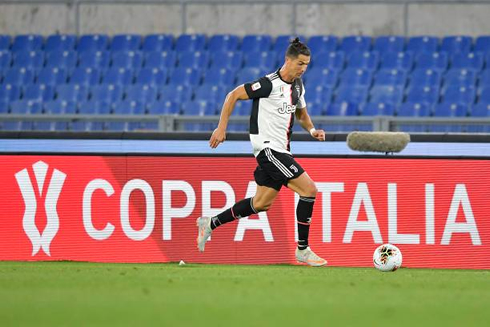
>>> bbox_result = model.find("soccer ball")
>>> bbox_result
[373,244,402,272]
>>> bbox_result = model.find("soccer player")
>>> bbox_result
[197,38,327,266]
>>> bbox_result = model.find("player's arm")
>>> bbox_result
[295,107,325,141]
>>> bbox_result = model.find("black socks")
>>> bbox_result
[210,197,258,230]
[297,196,315,250]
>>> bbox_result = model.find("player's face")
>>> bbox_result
[291,54,310,78]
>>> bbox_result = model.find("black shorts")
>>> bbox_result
[254,148,305,191]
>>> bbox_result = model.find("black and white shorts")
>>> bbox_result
[254,148,305,191]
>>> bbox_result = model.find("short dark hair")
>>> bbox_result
[286,37,311,58]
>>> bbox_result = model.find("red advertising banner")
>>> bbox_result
[0,155,488,269]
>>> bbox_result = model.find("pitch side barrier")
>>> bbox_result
[0,132,489,269]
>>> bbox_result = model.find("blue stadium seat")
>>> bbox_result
[442,85,476,105]
[69,121,104,131]
[144,51,177,69]
[10,100,42,114]
[43,100,77,114]
[181,100,216,115]
[56,84,89,102]
[45,50,78,69]
[304,68,338,88]
[241,35,272,53]
[450,52,484,71]
[111,34,142,52]
[12,51,44,69]
[235,67,264,85]
[340,36,371,53]
[311,51,345,71]
[78,51,110,68]
[23,84,55,102]
[479,70,490,87]
[135,67,167,85]
[194,84,227,103]
[32,122,61,131]
[347,51,379,71]
[407,36,439,54]
[409,69,442,87]
[105,122,129,131]
[373,36,405,53]
[147,100,180,115]
[101,67,133,85]
[0,84,21,102]
[380,52,413,71]
[444,69,477,88]
[433,102,468,117]
[0,121,21,130]
[273,35,306,54]
[362,102,396,116]
[203,67,235,87]
[0,51,12,69]
[227,122,248,132]
[124,84,158,103]
[90,84,124,103]
[307,35,338,54]
[37,67,68,85]
[78,34,109,52]
[369,86,404,105]
[374,69,407,87]
[208,34,239,52]
[113,100,145,115]
[474,36,490,54]
[45,34,77,52]
[168,67,201,86]
[128,122,159,131]
[69,67,101,85]
[406,85,440,105]
[175,34,206,52]
[159,84,193,102]
[11,35,43,52]
[441,36,472,54]
[209,51,243,70]
[178,51,210,69]
[305,101,324,116]
[3,67,35,85]
[479,87,490,103]
[470,102,490,117]
[339,68,373,87]
[78,101,112,115]
[142,34,174,52]
[335,85,369,104]
[232,100,252,116]
[0,101,8,114]
[307,85,333,104]
[0,35,10,51]
[20,121,34,131]
[111,51,143,69]
[325,102,359,116]
[243,51,277,70]
[397,102,431,117]
[415,52,448,72]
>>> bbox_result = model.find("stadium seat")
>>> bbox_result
[227,122,248,132]
[241,35,272,53]
[209,51,243,70]
[23,84,55,102]
[311,51,345,71]
[369,86,404,105]
[12,51,44,69]
[450,52,484,71]
[304,68,338,88]
[325,102,359,116]
[243,51,277,70]
[346,51,379,71]
[307,35,338,54]
[362,102,396,116]
[69,121,104,131]
[0,101,8,114]
[273,35,306,54]
[43,100,77,114]
[105,122,129,131]
[307,85,333,104]
[474,36,490,54]
[37,67,68,85]
[159,84,193,102]
[45,50,78,69]
[78,51,110,69]
[479,70,490,87]
[380,52,413,71]
[111,34,142,52]
[339,68,373,87]
[442,85,476,105]
[3,67,35,85]
[374,69,407,87]
[113,100,145,115]
[78,101,112,115]
[405,85,440,105]
[470,102,490,117]
[142,34,174,52]
[415,52,448,71]
[407,36,439,54]
[128,122,159,131]
[11,34,43,52]
[203,67,235,87]
[10,100,42,114]
[78,34,109,52]
[69,67,101,85]
[335,85,369,104]
[144,51,177,69]
[194,84,227,103]
[168,67,201,86]
[0,35,10,51]
[101,67,133,85]
[340,36,371,53]
[135,67,167,85]
[444,69,477,88]
[305,101,324,116]
[441,36,472,54]
[479,87,490,103]
[147,100,180,115]
[409,69,442,87]
[373,36,405,53]
[231,100,252,116]
[397,102,431,117]
[235,67,264,85]
[433,102,469,117]
[0,84,21,102]
[175,34,206,52]
[1,121,22,131]
[208,34,239,52]
[111,51,143,69]
[90,84,124,103]
[178,51,210,69]
[56,84,89,102]
[181,100,217,115]
[124,84,158,103]
[0,51,12,69]
[45,34,77,52]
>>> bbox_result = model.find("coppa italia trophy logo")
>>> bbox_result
[15,161,66,256]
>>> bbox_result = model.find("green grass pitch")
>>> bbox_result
[0,262,488,326]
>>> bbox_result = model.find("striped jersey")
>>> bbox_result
[243,69,306,157]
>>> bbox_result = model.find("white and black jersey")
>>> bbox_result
[243,69,306,157]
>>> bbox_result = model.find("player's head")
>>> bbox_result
[284,38,311,78]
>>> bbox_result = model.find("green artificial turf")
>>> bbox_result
[0,262,488,327]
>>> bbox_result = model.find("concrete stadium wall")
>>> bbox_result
[0,1,490,36]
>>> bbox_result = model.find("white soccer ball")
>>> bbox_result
[373,244,402,272]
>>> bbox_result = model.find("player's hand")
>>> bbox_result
[209,128,226,148]
[311,129,325,141]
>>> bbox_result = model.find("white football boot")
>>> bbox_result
[296,247,328,267]
[196,216,213,252]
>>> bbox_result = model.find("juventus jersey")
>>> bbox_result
[243,69,306,157]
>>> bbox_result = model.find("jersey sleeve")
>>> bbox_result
[297,80,307,109]
[244,77,273,99]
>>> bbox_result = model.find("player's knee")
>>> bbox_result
[253,199,273,212]
[303,181,317,197]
